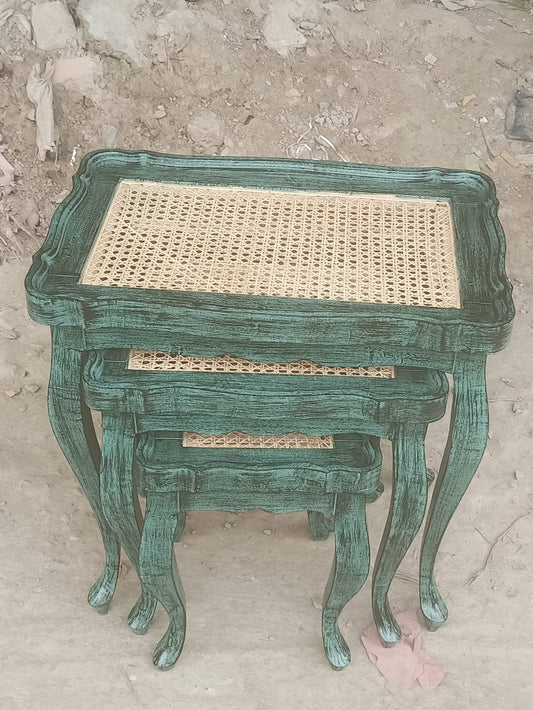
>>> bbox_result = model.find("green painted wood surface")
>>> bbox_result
[90,349,446,663]
[83,351,449,435]
[372,423,429,644]
[26,151,514,357]
[133,429,382,670]
[25,151,514,659]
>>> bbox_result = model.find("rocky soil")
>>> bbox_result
[1,1,532,708]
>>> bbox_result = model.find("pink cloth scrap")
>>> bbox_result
[361,610,444,693]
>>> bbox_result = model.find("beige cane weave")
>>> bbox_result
[127,349,394,378]
[181,431,334,449]
[80,180,460,308]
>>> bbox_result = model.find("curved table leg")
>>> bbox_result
[100,412,157,634]
[173,512,187,542]
[48,333,119,613]
[322,493,370,670]
[307,511,333,541]
[140,491,186,671]
[420,357,488,630]
[372,424,428,646]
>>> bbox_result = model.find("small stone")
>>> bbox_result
[495,58,512,69]
[345,620,353,628]
[263,529,272,535]
[24,384,40,394]
[1,329,19,340]
[102,125,118,149]
[31,2,78,51]
[4,388,21,398]
[500,150,520,168]
[512,402,524,414]
[461,94,476,107]
[514,470,523,481]
[485,157,500,173]
[424,53,438,66]
[310,596,322,610]
[494,107,506,120]
[262,4,306,57]
[187,110,225,152]
[78,0,148,66]
[153,105,167,119]
[223,522,232,529]
[53,57,102,95]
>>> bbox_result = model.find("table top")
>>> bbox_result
[26,150,514,367]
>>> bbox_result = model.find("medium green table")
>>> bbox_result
[25,150,514,636]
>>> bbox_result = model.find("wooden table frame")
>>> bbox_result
[26,151,514,636]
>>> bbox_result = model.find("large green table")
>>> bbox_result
[25,150,514,633]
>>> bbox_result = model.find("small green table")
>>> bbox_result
[25,151,514,634]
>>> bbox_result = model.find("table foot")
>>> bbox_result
[48,333,122,613]
[88,553,120,614]
[140,491,187,671]
[322,494,370,670]
[128,592,158,635]
[419,358,488,631]
[372,424,428,647]
[100,412,158,633]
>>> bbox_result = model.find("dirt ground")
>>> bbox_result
[1,1,533,708]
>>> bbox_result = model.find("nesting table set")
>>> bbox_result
[26,151,513,670]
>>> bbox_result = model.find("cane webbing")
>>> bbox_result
[127,349,395,378]
[181,431,334,449]
[80,180,460,308]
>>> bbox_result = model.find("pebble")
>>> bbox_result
[153,105,167,120]
[262,3,306,56]
[24,384,40,394]
[263,529,272,535]
[31,2,78,51]
[187,110,225,152]
[223,522,232,529]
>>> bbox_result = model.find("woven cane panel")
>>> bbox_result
[80,180,460,308]
[182,431,334,449]
[127,349,395,378]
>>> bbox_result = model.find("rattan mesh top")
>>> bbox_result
[80,180,460,308]
[127,349,394,378]
[181,431,334,449]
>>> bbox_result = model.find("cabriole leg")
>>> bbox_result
[372,424,428,646]
[140,490,186,671]
[322,493,370,670]
[420,357,488,630]
[100,412,157,633]
[307,511,332,541]
[48,331,119,613]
